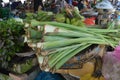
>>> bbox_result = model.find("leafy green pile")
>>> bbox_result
[26,11,54,22]
[0,19,24,68]
[0,7,10,19]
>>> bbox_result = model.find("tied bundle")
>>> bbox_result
[24,20,120,72]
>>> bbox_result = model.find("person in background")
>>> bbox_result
[11,0,22,10]
[14,12,19,18]
[72,0,78,6]
[51,0,62,14]
[0,0,2,18]
[77,0,87,12]
[19,8,26,19]
[65,0,73,5]
[0,0,2,7]
[44,0,52,11]
[69,0,73,5]
[65,0,69,4]
[77,0,84,11]
[34,0,44,12]
[60,0,67,9]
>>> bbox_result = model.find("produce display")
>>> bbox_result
[26,7,85,27]
[1,4,120,80]
[24,19,120,72]
[0,19,24,69]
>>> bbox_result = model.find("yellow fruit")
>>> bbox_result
[55,14,65,23]
[66,18,71,24]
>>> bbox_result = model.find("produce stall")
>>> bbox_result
[0,0,120,80]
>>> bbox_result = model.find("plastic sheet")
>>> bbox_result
[102,45,120,80]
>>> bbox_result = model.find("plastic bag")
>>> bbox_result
[102,45,120,80]
[84,17,95,26]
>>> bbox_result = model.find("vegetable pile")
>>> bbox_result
[24,19,120,71]
[26,7,85,27]
[0,19,24,68]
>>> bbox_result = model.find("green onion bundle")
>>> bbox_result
[24,20,120,71]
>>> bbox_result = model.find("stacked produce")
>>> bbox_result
[55,6,85,27]
[26,11,54,22]
[26,7,85,27]
[24,19,120,72]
